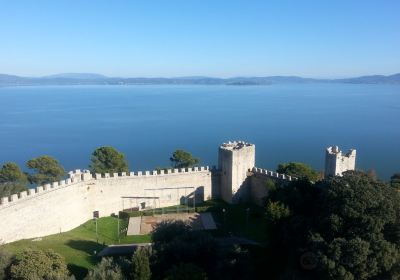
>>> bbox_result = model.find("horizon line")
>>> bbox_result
[1,72,400,80]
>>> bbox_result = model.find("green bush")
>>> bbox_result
[9,249,72,280]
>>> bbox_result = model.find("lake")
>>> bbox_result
[0,84,399,179]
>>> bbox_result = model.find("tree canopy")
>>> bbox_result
[165,263,207,280]
[266,171,400,279]
[170,149,199,168]
[0,162,27,185]
[84,258,123,280]
[26,156,65,185]
[276,162,320,181]
[89,146,129,174]
[0,248,14,280]
[132,247,151,280]
[390,173,400,190]
[0,162,28,197]
[9,249,71,280]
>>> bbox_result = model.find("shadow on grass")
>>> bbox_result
[66,240,105,279]
[66,239,104,256]
[68,264,89,280]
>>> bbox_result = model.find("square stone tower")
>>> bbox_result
[218,141,255,203]
[325,146,356,177]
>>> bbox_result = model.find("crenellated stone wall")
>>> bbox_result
[0,141,349,244]
[250,167,297,206]
[0,167,212,244]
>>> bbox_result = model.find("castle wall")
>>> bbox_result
[0,167,212,244]
[250,167,296,206]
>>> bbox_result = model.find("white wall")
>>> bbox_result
[0,167,212,244]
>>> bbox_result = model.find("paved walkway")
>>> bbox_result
[200,212,217,230]
[127,217,141,235]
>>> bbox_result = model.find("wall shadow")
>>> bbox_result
[66,239,105,258]
[232,176,251,203]
[179,186,205,206]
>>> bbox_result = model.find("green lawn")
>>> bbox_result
[196,199,271,243]
[1,200,269,279]
[1,216,150,279]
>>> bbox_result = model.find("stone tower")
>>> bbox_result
[218,141,255,203]
[325,146,356,177]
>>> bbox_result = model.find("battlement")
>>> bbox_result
[0,166,210,208]
[0,175,87,208]
[92,166,209,179]
[251,167,298,181]
[325,146,356,177]
[220,140,254,151]
[326,146,356,157]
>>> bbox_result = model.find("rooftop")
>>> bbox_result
[220,141,254,150]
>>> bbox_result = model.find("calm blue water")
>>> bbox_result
[0,84,399,179]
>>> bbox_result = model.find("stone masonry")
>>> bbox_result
[0,141,356,244]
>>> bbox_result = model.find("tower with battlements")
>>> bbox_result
[0,140,360,244]
[325,146,356,177]
[218,141,255,203]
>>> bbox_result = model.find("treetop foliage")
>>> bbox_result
[0,162,27,184]
[266,170,400,279]
[132,247,151,280]
[390,172,400,189]
[170,149,199,168]
[0,162,28,198]
[26,155,65,185]
[0,248,14,280]
[277,162,320,182]
[164,263,207,280]
[89,146,129,174]
[9,249,71,280]
[84,257,123,280]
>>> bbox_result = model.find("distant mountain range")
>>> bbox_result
[0,73,399,86]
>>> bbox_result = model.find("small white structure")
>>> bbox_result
[325,146,356,177]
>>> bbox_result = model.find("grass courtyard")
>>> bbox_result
[1,216,151,278]
[1,200,269,279]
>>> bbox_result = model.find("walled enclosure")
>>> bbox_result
[0,167,212,244]
[0,141,354,244]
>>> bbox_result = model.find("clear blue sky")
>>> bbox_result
[1,0,399,78]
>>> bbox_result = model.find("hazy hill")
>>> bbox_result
[0,73,399,86]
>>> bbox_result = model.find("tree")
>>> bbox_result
[9,249,71,280]
[89,146,129,174]
[267,171,400,279]
[0,162,27,185]
[0,183,26,200]
[132,247,151,280]
[0,162,28,197]
[165,263,207,280]
[26,156,65,185]
[170,149,200,168]
[151,220,217,279]
[265,201,290,224]
[0,248,14,280]
[85,258,123,280]
[390,173,400,190]
[277,162,320,182]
